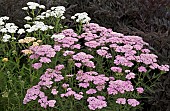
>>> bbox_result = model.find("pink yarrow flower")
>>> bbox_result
[86,89,97,94]
[127,99,140,107]
[75,63,82,68]
[48,100,56,107]
[85,41,100,48]
[138,66,147,72]
[136,87,144,94]
[116,98,126,105]
[32,62,42,69]
[87,96,107,110]
[39,57,51,63]
[159,65,169,71]
[111,67,122,73]
[51,89,58,95]
[62,83,69,89]
[74,93,83,100]
[96,49,108,57]
[126,72,135,80]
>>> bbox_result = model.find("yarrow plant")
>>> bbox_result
[0,1,169,111]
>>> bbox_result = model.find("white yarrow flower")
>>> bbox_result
[28,5,37,10]
[51,34,65,40]
[48,26,54,29]
[22,7,28,10]
[0,26,4,30]
[71,16,76,19]
[27,2,40,10]
[2,34,11,42]
[17,29,25,34]
[72,12,91,23]
[50,6,66,18]
[24,24,31,28]
[1,16,9,20]
[45,13,50,17]
[8,28,16,33]
[5,23,15,29]
[0,28,7,33]
[40,25,48,31]
[24,16,32,21]
[27,2,35,6]
[36,15,45,20]
[0,21,5,25]
[6,24,18,33]
[61,16,65,19]
[39,5,45,9]
[26,28,33,33]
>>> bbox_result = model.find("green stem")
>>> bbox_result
[55,18,60,33]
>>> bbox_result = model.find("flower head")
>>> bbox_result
[116,98,126,105]
[127,99,140,107]
[48,100,56,107]
[2,58,8,62]
[136,87,144,94]
[71,12,91,23]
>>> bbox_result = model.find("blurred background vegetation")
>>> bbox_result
[0,0,170,110]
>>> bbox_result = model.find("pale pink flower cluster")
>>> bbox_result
[87,96,107,110]
[136,87,144,94]
[73,52,95,68]
[29,45,56,58]
[53,29,79,49]
[138,66,147,73]
[76,70,109,91]
[38,68,64,87]
[80,32,99,41]
[127,99,140,107]
[29,45,56,69]
[116,98,140,107]
[135,54,158,65]
[125,72,135,80]
[75,63,82,68]
[53,45,62,51]
[51,89,58,95]
[32,63,42,69]
[86,88,97,94]
[62,83,69,89]
[60,88,83,100]
[63,50,75,56]
[85,41,100,48]
[55,23,169,73]
[79,24,168,72]
[57,36,78,48]
[62,29,78,37]
[23,22,169,110]
[107,80,134,95]
[23,64,64,108]
[23,85,56,108]
[110,67,122,73]
[83,23,99,33]
[158,65,169,72]
[73,52,94,61]
[114,55,134,67]
[54,29,81,49]
[96,48,112,58]
[23,85,41,104]
[116,98,126,104]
